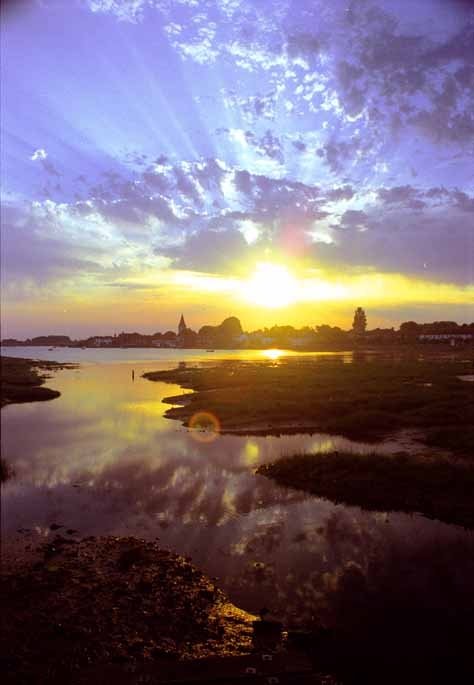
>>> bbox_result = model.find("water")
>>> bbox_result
[1,347,472,624]
[0,345,354,365]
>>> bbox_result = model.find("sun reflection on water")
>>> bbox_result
[261,349,285,361]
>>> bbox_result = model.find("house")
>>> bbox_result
[418,334,472,345]
[92,337,113,346]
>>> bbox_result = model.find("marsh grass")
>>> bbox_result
[257,449,474,528]
[144,357,474,456]
[0,356,66,406]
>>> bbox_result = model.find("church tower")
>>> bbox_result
[178,314,187,335]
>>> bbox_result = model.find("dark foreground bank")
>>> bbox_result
[257,450,474,529]
[2,533,473,685]
[0,356,73,407]
[0,536,257,684]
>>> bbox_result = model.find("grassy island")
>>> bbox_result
[144,356,474,456]
[0,356,70,407]
[257,450,474,529]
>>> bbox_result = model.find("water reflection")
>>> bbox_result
[2,358,473,623]
[262,348,285,361]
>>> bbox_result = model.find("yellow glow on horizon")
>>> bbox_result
[78,265,471,311]
[172,271,238,293]
[3,261,472,337]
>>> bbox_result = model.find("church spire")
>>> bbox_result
[178,314,187,335]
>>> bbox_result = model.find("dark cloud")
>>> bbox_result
[259,130,284,163]
[287,32,323,57]
[322,207,473,285]
[158,228,248,272]
[317,139,365,175]
[338,209,368,229]
[292,139,306,152]
[0,204,104,289]
[451,190,474,212]
[326,186,354,202]
[378,186,419,205]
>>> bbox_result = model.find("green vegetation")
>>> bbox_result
[0,356,68,407]
[257,450,474,528]
[144,356,474,456]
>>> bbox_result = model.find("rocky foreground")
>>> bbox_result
[0,536,256,684]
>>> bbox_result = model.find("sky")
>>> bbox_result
[1,0,473,338]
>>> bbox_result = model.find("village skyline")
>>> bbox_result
[3,310,473,350]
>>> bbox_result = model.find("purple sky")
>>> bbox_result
[1,0,473,337]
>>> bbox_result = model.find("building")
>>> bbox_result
[178,314,187,336]
[92,337,113,346]
[418,333,472,345]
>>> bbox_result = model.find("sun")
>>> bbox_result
[242,262,298,308]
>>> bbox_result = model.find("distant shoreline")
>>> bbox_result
[9,340,468,356]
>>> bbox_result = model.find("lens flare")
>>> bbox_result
[188,411,220,443]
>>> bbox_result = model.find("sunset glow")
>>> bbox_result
[242,263,298,308]
[1,0,472,337]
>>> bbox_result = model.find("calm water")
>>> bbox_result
[2,347,472,623]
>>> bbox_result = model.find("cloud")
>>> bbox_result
[378,186,419,205]
[4,1,474,298]
[34,157,474,284]
[158,228,249,272]
[0,203,104,294]
[30,149,48,161]
[338,210,368,229]
[0,197,166,299]
[75,0,473,191]
[321,204,474,285]
[326,185,354,202]
[85,0,151,24]
[2,149,473,296]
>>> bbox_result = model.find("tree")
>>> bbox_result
[352,307,367,335]
[219,317,243,338]
[399,321,420,340]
